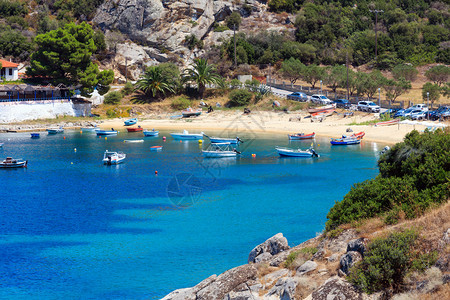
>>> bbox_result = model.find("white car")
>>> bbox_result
[357,101,380,113]
[310,94,332,105]
[409,104,428,112]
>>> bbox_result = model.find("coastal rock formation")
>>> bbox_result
[297,260,318,275]
[310,277,364,300]
[248,233,290,263]
[339,251,362,275]
[346,238,368,256]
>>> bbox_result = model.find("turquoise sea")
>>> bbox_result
[0,129,381,299]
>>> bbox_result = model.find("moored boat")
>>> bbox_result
[124,139,144,143]
[81,127,98,132]
[182,107,202,118]
[96,130,118,136]
[204,135,243,144]
[124,118,138,126]
[30,133,40,138]
[150,145,163,151]
[276,146,319,157]
[0,157,27,168]
[330,137,361,145]
[102,150,126,165]
[288,132,315,140]
[47,127,64,134]
[143,129,159,137]
[202,143,240,158]
[170,130,204,140]
[0,143,3,147]
[127,126,143,132]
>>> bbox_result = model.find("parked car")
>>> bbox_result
[310,94,333,105]
[410,110,429,120]
[333,99,350,108]
[409,104,428,112]
[429,106,450,120]
[394,109,407,118]
[380,108,401,118]
[357,101,381,113]
[287,92,308,102]
[404,109,422,118]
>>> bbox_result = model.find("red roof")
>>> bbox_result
[0,59,18,68]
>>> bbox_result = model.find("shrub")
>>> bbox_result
[103,91,122,105]
[171,97,191,110]
[121,82,134,96]
[228,89,253,107]
[284,251,300,269]
[348,229,418,294]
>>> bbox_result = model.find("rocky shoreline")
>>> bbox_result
[161,227,450,300]
[0,121,101,132]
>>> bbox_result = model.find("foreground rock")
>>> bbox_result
[248,233,290,263]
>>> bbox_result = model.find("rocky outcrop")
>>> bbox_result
[311,277,364,300]
[346,238,368,256]
[297,260,318,275]
[248,233,290,263]
[339,251,362,276]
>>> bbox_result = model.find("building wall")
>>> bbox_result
[3,68,18,81]
[0,101,91,123]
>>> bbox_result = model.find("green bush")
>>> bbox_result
[284,251,300,269]
[171,97,191,110]
[326,129,450,231]
[103,91,122,105]
[348,230,418,294]
[228,89,253,107]
[121,82,134,96]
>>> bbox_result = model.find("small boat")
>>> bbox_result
[308,104,336,114]
[375,119,400,126]
[170,130,204,140]
[30,133,40,138]
[0,143,3,147]
[47,127,64,134]
[288,132,315,140]
[96,130,118,136]
[143,129,159,137]
[182,107,202,118]
[102,150,126,165]
[330,137,361,145]
[351,132,365,139]
[150,145,163,151]
[124,139,144,143]
[124,118,138,126]
[81,127,98,132]
[127,126,143,132]
[202,143,240,158]
[0,157,27,168]
[204,135,243,144]
[276,146,319,157]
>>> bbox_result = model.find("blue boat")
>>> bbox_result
[204,135,243,144]
[124,118,138,126]
[143,129,159,137]
[170,130,204,140]
[96,130,118,136]
[330,137,361,145]
[31,133,40,138]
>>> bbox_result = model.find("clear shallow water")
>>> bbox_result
[0,130,381,299]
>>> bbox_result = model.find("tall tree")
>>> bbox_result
[182,58,222,98]
[302,64,325,89]
[325,65,346,93]
[384,77,412,102]
[135,66,175,98]
[27,22,113,91]
[425,65,450,86]
[392,64,418,81]
[422,82,440,107]
[280,57,305,85]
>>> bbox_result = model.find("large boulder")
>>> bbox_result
[346,238,368,256]
[339,251,362,275]
[296,260,318,275]
[248,233,290,263]
[311,276,363,300]
[266,277,298,300]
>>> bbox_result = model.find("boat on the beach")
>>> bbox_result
[102,150,126,165]
[351,131,365,139]
[170,130,204,140]
[96,130,118,136]
[276,146,319,157]
[202,143,240,158]
[204,135,243,144]
[375,119,400,126]
[0,157,28,168]
[150,145,163,151]
[330,137,361,145]
[127,126,143,132]
[288,132,315,140]
[182,107,202,118]
[124,139,144,143]
[124,118,138,126]
[308,104,336,114]
[143,129,159,137]
[46,127,64,134]
[30,133,40,138]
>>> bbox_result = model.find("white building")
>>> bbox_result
[0,59,19,81]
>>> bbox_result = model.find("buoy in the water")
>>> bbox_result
[105,137,107,140]
[155,170,158,175]
[80,130,82,134]
[74,148,77,152]
[163,136,166,141]
[179,140,182,143]
[252,154,256,158]
[63,136,66,140]
[71,162,73,165]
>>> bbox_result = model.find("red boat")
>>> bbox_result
[343,131,365,139]
[308,104,336,114]
[127,126,143,132]
[288,132,315,140]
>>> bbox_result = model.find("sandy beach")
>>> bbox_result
[98,110,445,145]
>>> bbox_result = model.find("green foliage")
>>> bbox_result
[383,77,412,102]
[299,247,318,256]
[410,251,439,272]
[0,0,27,17]
[326,129,450,231]
[183,58,222,98]
[325,65,346,93]
[54,0,104,19]
[159,62,182,92]
[213,23,229,32]
[348,230,418,294]
[171,97,191,110]
[392,64,418,81]
[121,82,134,96]
[422,82,441,106]
[185,34,203,50]
[103,91,122,105]
[230,79,242,89]
[228,89,253,107]
[269,0,300,13]
[280,57,305,85]
[93,30,107,53]
[425,65,450,86]
[284,251,300,269]
[226,12,241,30]
[135,66,176,98]
[303,64,326,89]
[0,24,32,59]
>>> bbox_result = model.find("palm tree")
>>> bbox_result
[182,58,222,98]
[135,66,175,98]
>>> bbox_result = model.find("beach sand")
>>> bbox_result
[99,111,443,145]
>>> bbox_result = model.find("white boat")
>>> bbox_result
[204,135,243,144]
[102,150,126,165]
[276,146,319,157]
[0,143,3,148]
[202,143,241,158]
[124,139,144,143]
[47,127,64,134]
[0,157,27,168]
[81,127,98,132]
[96,130,118,136]
[143,129,159,137]
[170,130,204,140]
